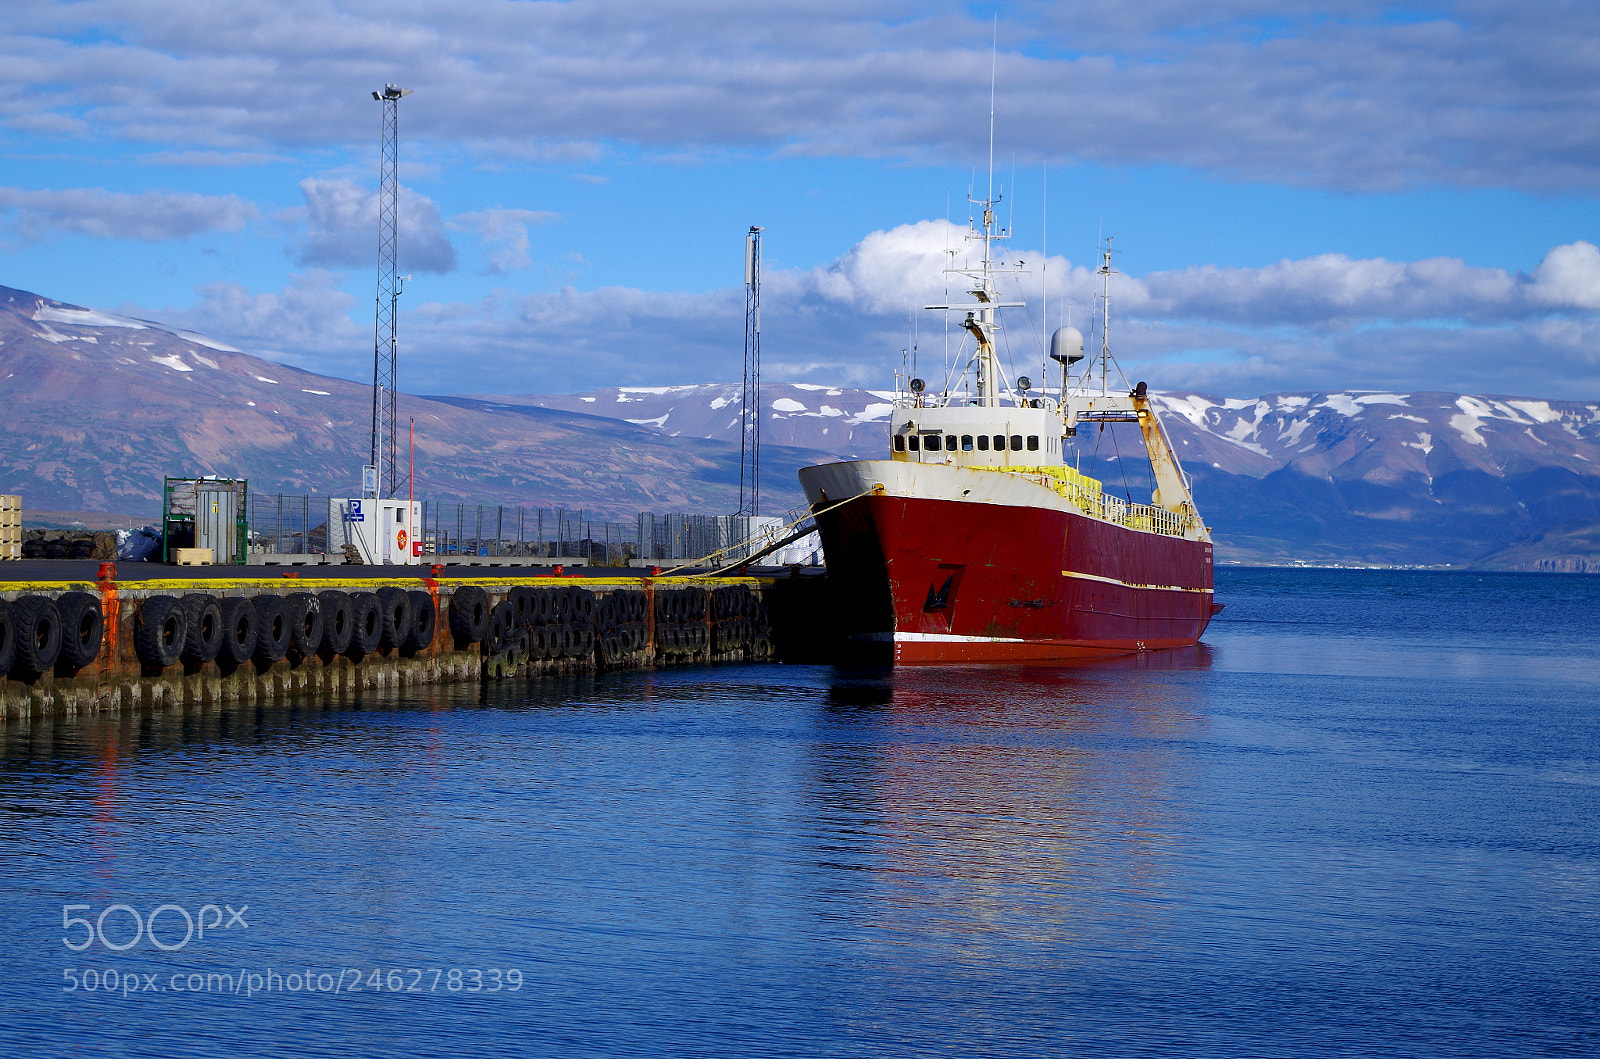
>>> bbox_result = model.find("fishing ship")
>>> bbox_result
[797,197,1218,665]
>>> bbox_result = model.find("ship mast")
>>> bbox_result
[924,79,1024,409]
[973,199,1001,407]
[921,192,1025,408]
[981,30,997,407]
[925,188,1029,409]
[1097,238,1115,396]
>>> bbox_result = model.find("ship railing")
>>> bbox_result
[1016,471,1106,522]
[1064,481,1102,514]
[1114,502,1193,538]
[1015,473,1195,538]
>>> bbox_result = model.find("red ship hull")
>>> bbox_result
[810,486,1216,665]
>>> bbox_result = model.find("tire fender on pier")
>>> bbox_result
[348,592,383,657]
[134,595,186,670]
[181,595,223,665]
[317,591,353,655]
[377,587,413,651]
[484,601,514,655]
[216,596,258,666]
[284,593,324,656]
[405,590,436,651]
[448,586,488,644]
[509,587,535,627]
[14,594,62,674]
[55,591,104,672]
[252,595,291,664]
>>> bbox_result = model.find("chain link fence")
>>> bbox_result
[246,495,820,566]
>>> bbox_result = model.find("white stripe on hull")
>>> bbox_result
[850,631,1031,644]
[1060,569,1213,594]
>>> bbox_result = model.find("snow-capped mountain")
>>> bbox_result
[478,382,1600,477]
[1161,390,1600,569]
[1160,390,1600,483]
[2,279,1595,569]
[477,382,1600,569]
[471,383,897,459]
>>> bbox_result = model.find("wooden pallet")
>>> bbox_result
[0,495,21,558]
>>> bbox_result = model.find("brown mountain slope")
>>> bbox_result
[0,285,817,518]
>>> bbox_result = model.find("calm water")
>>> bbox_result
[1,569,1597,1057]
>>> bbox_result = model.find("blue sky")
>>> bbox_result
[2,0,1597,399]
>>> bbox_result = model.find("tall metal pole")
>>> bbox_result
[1098,237,1115,397]
[370,84,410,498]
[739,226,763,517]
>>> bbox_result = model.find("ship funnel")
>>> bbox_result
[1049,326,1085,365]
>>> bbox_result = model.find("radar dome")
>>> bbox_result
[1049,326,1085,365]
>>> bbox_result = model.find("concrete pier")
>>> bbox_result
[0,571,782,722]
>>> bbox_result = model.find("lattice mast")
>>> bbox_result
[369,84,411,498]
[738,226,763,516]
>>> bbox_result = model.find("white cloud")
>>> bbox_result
[127,222,1600,401]
[1530,241,1600,311]
[0,1,1594,192]
[149,270,364,373]
[792,224,1600,330]
[1140,244,1600,325]
[283,177,455,273]
[452,207,561,273]
[789,219,970,314]
[0,185,255,242]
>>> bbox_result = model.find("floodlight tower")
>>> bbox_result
[738,226,763,516]
[369,84,411,497]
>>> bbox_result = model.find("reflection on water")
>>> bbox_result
[2,572,1596,1057]
[1,663,1216,1035]
[807,665,1208,963]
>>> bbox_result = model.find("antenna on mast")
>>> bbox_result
[987,16,997,207]
[738,226,763,517]
[1098,237,1116,396]
[369,83,411,498]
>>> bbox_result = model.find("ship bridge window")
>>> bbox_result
[1027,435,1039,451]
[945,435,957,451]
[893,435,905,452]
[993,434,1006,450]
[908,435,920,452]
[961,435,973,451]
[977,435,989,451]
[1010,435,1023,451]
[926,434,941,452]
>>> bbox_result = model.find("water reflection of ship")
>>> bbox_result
[810,666,1209,951]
